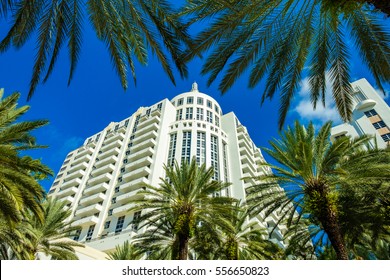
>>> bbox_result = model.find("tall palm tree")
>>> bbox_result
[218,203,283,260]
[246,121,390,259]
[182,0,390,129]
[0,0,191,99]
[25,198,83,260]
[130,159,235,260]
[0,89,52,225]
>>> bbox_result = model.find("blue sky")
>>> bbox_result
[0,6,389,192]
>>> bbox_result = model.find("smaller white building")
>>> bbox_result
[331,78,390,148]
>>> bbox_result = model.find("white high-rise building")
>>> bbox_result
[331,78,390,148]
[48,83,285,253]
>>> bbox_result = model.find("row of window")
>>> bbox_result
[364,109,390,142]
[174,97,220,113]
[176,108,220,126]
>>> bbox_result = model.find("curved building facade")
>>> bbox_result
[48,83,285,253]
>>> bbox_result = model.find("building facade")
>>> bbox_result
[48,83,284,253]
[331,78,390,148]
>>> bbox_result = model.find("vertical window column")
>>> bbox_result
[167,133,177,166]
[196,132,206,166]
[86,225,95,241]
[181,131,192,164]
[196,108,204,121]
[211,135,219,180]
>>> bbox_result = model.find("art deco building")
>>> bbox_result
[331,78,390,148]
[48,83,285,253]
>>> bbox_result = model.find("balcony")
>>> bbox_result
[151,108,161,117]
[123,166,150,182]
[58,196,74,204]
[134,123,159,137]
[356,99,376,111]
[72,154,92,166]
[112,204,133,216]
[75,147,94,159]
[74,204,103,217]
[84,182,110,195]
[241,154,255,166]
[104,132,125,145]
[100,139,123,153]
[64,169,85,181]
[116,189,143,204]
[88,173,112,186]
[67,162,89,174]
[79,193,106,206]
[120,177,149,192]
[242,163,256,177]
[91,164,115,177]
[56,186,78,199]
[132,130,158,145]
[98,147,120,160]
[95,155,118,168]
[131,138,156,153]
[124,156,152,172]
[61,178,82,190]
[137,115,160,130]
[72,215,99,227]
[127,147,154,162]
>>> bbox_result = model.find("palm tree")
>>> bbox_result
[0,1,191,99]
[182,0,390,129]
[246,121,390,259]
[218,203,283,260]
[130,159,235,260]
[107,241,140,260]
[0,89,52,225]
[25,198,83,260]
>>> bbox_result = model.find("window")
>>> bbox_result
[115,186,120,193]
[157,102,163,110]
[373,120,387,129]
[354,91,366,103]
[104,221,111,229]
[130,135,135,140]
[176,109,183,121]
[364,109,378,117]
[381,133,390,142]
[124,120,129,127]
[197,97,203,105]
[128,143,133,148]
[211,135,219,180]
[146,108,151,116]
[178,98,184,106]
[132,211,141,231]
[215,116,220,127]
[167,133,177,166]
[73,229,81,241]
[196,108,203,121]
[118,177,123,183]
[53,181,59,186]
[223,143,229,183]
[206,110,213,123]
[335,134,347,140]
[111,197,116,204]
[214,105,219,114]
[115,124,119,131]
[123,159,128,164]
[66,153,73,158]
[185,107,193,120]
[187,97,194,104]
[60,167,66,172]
[181,131,191,164]
[196,132,206,166]
[115,216,125,233]
[96,134,101,141]
[86,225,95,241]
[121,167,125,173]
[125,150,131,155]
[207,100,212,108]
[108,209,113,216]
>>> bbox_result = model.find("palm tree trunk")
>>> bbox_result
[319,205,348,260]
[178,234,189,260]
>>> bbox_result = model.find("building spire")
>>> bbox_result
[191,81,198,92]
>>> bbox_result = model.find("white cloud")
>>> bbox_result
[293,75,342,125]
